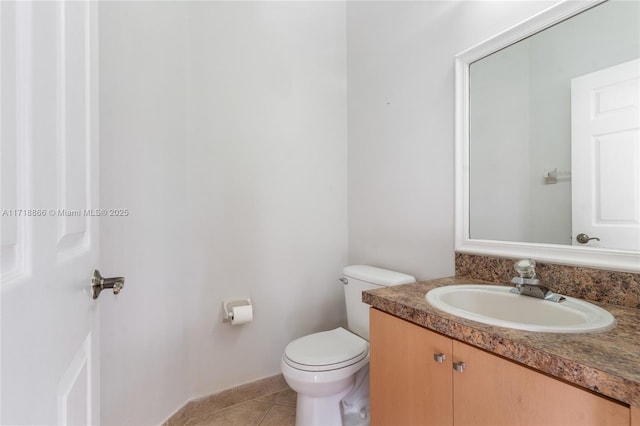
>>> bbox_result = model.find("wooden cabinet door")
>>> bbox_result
[452,340,629,426]
[370,309,453,426]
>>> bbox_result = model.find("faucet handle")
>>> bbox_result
[514,259,536,279]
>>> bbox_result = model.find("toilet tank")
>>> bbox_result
[343,265,416,340]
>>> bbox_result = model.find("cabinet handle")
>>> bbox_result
[453,362,466,373]
[433,353,446,363]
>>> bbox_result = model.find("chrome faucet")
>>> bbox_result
[510,259,565,303]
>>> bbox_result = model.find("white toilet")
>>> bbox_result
[281,265,416,426]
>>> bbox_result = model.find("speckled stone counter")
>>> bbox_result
[363,276,640,407]
[456,253,640,309]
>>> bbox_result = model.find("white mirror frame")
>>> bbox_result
[455,0,640,273]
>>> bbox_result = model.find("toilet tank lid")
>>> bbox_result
[343,265,416,286]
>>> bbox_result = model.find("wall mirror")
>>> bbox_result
[455,0,640,272]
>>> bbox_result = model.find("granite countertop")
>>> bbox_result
[363,276,640,407]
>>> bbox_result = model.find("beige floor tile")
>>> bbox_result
[238,375,288,400]
[258,404,296,426]
[182,390,239,421]
[185,400,272,426]
[174,375,288,423]
[255,388,297,407]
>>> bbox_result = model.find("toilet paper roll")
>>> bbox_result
[231,305,253,325]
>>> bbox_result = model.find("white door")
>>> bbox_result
[571,58,640,251]
[1,1,102,424]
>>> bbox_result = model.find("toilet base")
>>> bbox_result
[282,362,369,426]
[281,357,369,426]
[295,384,354,426]
[340,365,370,426]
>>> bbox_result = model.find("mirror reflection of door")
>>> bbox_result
[571,58,640,250]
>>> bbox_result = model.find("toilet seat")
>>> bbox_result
[283,327,369,372]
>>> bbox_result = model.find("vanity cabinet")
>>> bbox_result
[369,307,453,425]
[369,309,630,426]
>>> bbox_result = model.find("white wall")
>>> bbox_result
[99,1,347,422]
[346,1,554,280]
[99,2,190,425]
[184,1,348,398]
[98,1,591,423]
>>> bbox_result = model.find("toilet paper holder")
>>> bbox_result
[223,298,252,322]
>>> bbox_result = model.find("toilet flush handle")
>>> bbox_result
[339,278,348,285]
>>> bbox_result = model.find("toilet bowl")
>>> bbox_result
[282,327,369,426]
[281,265,416,426]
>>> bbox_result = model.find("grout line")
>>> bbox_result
[256,403,275,426]
[272,396,296,407]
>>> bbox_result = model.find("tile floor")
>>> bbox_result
[184,388,296,426]
[166,375,296,426]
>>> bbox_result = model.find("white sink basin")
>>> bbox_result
[425,285,616,333]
